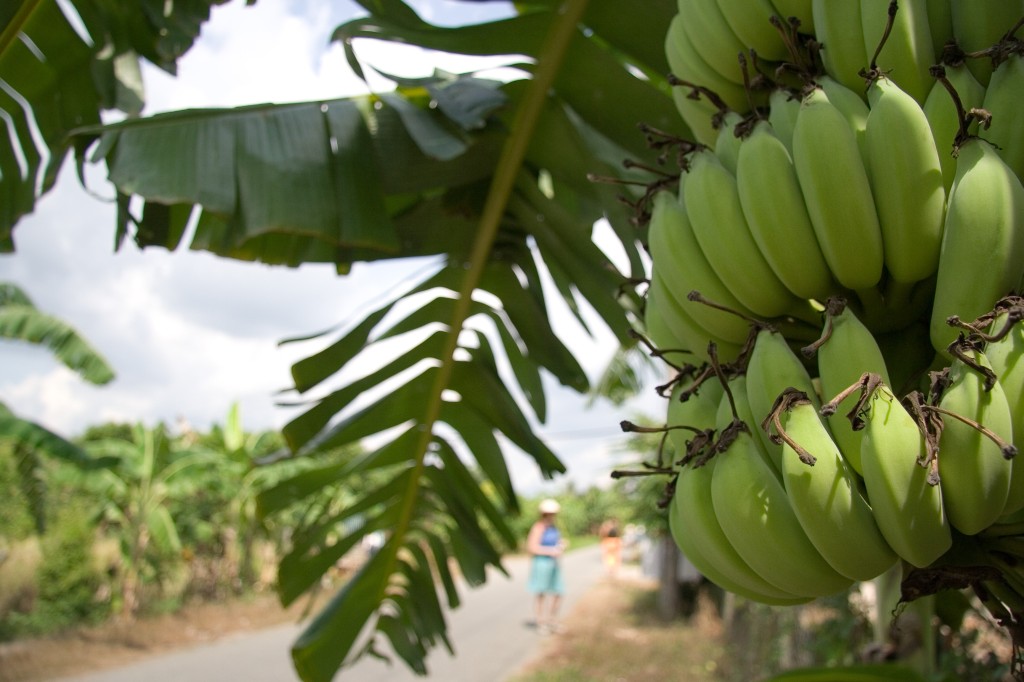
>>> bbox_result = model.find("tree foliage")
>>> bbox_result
[1,0,687,677]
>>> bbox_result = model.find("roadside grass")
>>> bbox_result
[509,571,726,682]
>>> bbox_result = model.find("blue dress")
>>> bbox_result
[527,524,565,595]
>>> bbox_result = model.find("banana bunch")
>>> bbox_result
[660,299,1024,601]
[641,0,1024,654]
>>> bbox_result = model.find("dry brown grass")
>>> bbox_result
[0,592,304,682]
[509,572,726,682]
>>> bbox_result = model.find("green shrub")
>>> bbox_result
[1,507,108,638]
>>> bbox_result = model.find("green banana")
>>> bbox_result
[713,110,744,175]
[934,345,1014,535]
[745,324,821,471]
[677,0,749,86]
[644,279,688,360]
[862,74,946,284]
[860,0,938,104]
[766,388,898,581]
[667,371,724,454]
[716,0,790,62]
[851,375,951,567]
[929,133,1024,355]
[666,13,750,115]
[983,300,1024,515]
[670,462,812,605]
[647,188,756,345]
[812,0,870,95]
[949,0,1024,85]
[808,298,890,475]
[667,378,813,605]
[983,49,1024,183]
[818,75,870,151]
[792,86,884,292]
[683,147,802,318]
[735,118,836,301]
[924,0,953,58]
[922,60,986,193]
[670,86,720,148]
[768,87,801,151]
[647,266,743,364]
[710,415,854,598]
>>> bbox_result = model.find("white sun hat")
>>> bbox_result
[539,498,561,514]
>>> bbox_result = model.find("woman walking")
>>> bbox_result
[526,498,567,634]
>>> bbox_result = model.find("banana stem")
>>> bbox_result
[873,563,903,644]
[902,594,937,678]
[922,404,1019,459]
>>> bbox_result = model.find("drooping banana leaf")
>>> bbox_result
[0,0,228,249]
[0,282,115,384]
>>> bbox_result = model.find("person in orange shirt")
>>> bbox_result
[599,518,622,579]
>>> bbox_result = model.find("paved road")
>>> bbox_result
[56,544,606,682]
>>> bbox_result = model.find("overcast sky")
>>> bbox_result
[0,0,667,494]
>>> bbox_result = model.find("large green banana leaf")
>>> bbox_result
[1,0,685,678]
[0,0,228,249]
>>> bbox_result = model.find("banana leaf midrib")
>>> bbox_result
[287,1,592,676]
[380,0,590,593]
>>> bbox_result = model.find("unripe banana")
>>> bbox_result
[766,388,898,581]
[683,148,801,318]
[817,75,870,150]
[667,378,811,605]
[647,189,755,345]
[768,87,801,150]
[735,119,836,301]
[808,298,890,475]
[710,417,854,598]
[667,372,725,452]
[677,0,749,86]
[863,74,946,284]
[792,86,884,292]
[644,280,687,359]
[983,50,1024,182]
[716,0,790,62]
[860,0,937,104]
[713,110,744,174]
[949,0,1024,85]
[666,14,750,117]
[983,302,1024,515]
[647,267,743,364]
[934,346,1014,535]
[922,61,986,193]
[812,0,870,95]
[925,0,954,57]
[854,375,951,567]
[670,87,720,148]
[746,325,821,470]
[929,135,1024,355]
[670,463,811,605]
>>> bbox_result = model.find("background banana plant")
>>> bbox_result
[1,0,689,678]
[0,282,117,533]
